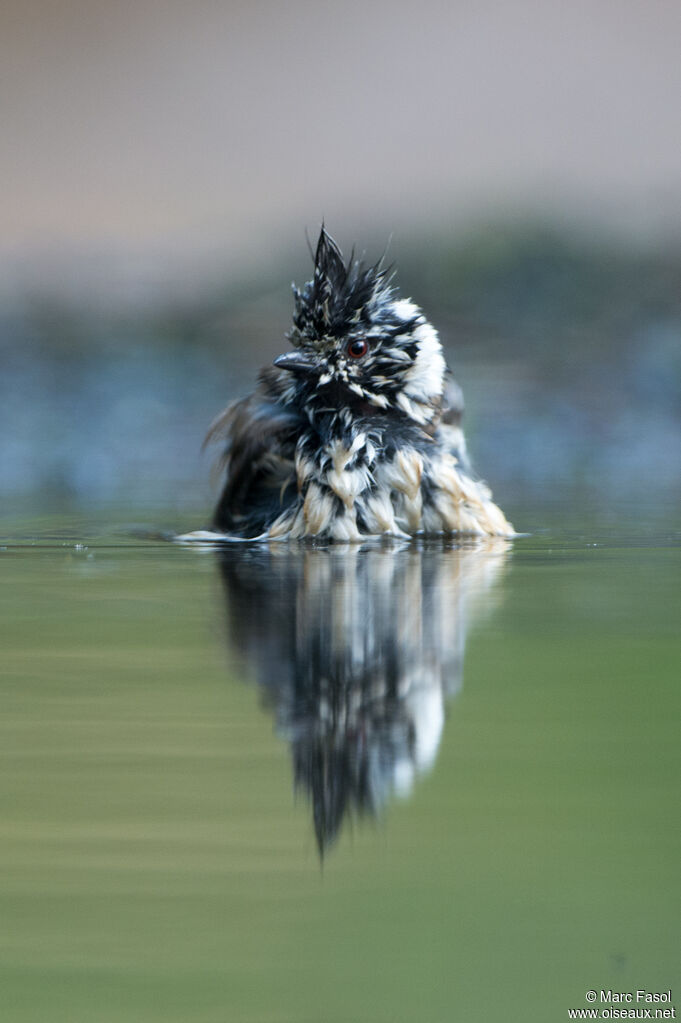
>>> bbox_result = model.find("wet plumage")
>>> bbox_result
[207,228,514,541]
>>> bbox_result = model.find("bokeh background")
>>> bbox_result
[3,0,681,522]
[3,10,680,1022]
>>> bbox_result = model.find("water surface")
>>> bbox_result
[1,510,679,1022]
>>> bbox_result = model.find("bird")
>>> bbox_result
[206,227,514,541]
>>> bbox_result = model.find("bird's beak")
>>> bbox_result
[273,350,315,373]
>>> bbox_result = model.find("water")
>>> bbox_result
[1,510,679,1022]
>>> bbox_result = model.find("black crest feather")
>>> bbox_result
[291,226,392,342]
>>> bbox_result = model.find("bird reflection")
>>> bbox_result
[217,541,509,855]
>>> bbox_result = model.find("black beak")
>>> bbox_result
[273,350,315,373]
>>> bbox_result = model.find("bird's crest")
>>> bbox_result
[290,226,394,343]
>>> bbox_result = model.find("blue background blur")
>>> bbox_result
[2,0,680,517]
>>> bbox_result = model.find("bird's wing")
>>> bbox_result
[206,370,302,536]
[426,369,471,473]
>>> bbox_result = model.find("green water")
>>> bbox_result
[1,512,679,1023]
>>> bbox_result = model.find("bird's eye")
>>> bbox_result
[347,339,368,359]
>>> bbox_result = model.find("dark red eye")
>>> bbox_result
[347,339,368,359]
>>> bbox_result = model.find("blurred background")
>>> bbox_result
[3,9,680,1020]
[3,0,680,522]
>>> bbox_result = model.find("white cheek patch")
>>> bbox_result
[391,298,420,322]
[403,322,446,403]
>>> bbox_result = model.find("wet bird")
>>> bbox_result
[207,228,513,541]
